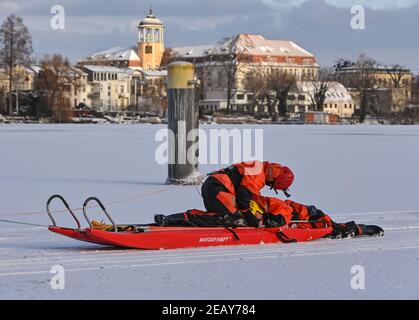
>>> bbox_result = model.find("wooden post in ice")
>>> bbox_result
[166,61,200,185]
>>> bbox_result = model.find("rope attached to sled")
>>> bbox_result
[0,174,209,219]
[0,219,49,228]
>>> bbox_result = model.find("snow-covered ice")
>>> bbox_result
[0,124,418,299]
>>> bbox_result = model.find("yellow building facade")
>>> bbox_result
[137,8,165,70]
[337,66,413,113]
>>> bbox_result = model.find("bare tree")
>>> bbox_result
[37,54,81,122]
[308,68,335,111]
[243,70,267,114]
[216,35,251,113]
[386,64,406,88]
[266,70,297,119]
[139,76,167,116]
[0,15,33,115]
[335,53,377,123]
[160,48,177,67]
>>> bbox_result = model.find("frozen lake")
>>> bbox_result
[0,124,419,299]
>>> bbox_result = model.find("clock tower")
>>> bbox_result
[138,7,165,70]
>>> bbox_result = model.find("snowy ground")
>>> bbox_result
[0,124,419,299]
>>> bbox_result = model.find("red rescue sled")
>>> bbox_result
[46,195,333,250]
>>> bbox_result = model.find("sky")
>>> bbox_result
[0,0,418,73]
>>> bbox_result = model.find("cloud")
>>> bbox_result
[325,0,419,10]
[263,0,419,10]
[0,0,418,70]
[168,16,236,32]
[0,2,20,14]
[262,0,308,9]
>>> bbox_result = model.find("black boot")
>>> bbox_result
[328,221,360,239]
[358,224,384,237]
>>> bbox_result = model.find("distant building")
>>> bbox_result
[78,47,141,69]
[288,81,355,118]
[167,34,319,111]
[80,65,141,112]
[337,65,413,113]
[0,65,37,114]
[78,8,164,71]
[137,8,165,70]
[70,67,90,108]
[75,9,167,113]
[0,65,36,92]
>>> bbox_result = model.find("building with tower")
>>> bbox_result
[77,8,167,112]
[137,8,165,70]
[78,8,165,71]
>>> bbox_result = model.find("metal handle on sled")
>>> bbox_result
[46,194,81,229]
[83,197,118,233]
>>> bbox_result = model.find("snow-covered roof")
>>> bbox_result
[139,9,163,26]
[296,81,354,103]
[84,46,140,62]
[81,65,129,73]
[232,34,314,57]
[171,34,315,59]
[0,66,35,74]
[72,67,88,76]
[30,65,43,74]
[339,65,412,74]
[140,69,167,77]
[170,45,216,58]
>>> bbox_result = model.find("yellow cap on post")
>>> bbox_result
[167,61,195,89]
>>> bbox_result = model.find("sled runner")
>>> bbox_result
[46,195,333,250]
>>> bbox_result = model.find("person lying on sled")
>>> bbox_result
[155,161,383,238]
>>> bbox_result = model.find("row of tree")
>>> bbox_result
[0,14,84,121]
[214,43,418,122]
[242,67,335,120]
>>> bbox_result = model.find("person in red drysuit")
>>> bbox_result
[155,161,383,238]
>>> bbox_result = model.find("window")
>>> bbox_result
[145,46,153,54]
[121,85,124,93]
[288,95,296,100]
[298,95,305,101]
[236,94,245,100]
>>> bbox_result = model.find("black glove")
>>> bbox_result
[264,213,287,228]
[243,211,260,228]
[223,211,243,227]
